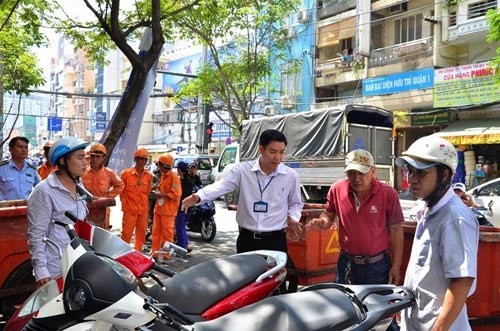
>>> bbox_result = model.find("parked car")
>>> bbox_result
[174,154,218,185]
[399,178,500,227]
[468,178,500,227]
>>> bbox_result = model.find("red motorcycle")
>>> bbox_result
[5,213,287,330]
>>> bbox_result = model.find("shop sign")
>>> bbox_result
[434,62,499,108]
[410,109,450,126]
[362,67,434,96]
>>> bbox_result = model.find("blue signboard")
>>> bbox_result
[362,67,434,96]
[47,117,62,132]
[96,122,106,130]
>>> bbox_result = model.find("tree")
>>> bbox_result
[173,0,300,130]
[486,8,500,77]
[0,0,50,149]
[55,0,200,163]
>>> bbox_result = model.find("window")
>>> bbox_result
[468,0,497,19]
[477,181,500,197]
[280,62,301,96]
[449,11,457,26]
[394,14,423,44]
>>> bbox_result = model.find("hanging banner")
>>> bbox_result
[434,62,500,108]
[106,28,162,175]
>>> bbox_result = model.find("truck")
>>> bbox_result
[212,104,395,205]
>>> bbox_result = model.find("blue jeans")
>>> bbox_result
[175,211,189,249]
[336,252,391,284]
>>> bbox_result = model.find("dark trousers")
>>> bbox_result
[236,228,296,294]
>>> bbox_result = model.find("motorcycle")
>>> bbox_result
[473,200,494,227]
[16,231,414,331]
[185,200,217,242]
[5,212,287,330]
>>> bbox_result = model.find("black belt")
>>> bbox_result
[340,250,387,265]
[240,228,286,240]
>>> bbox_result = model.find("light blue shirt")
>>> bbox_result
[27,172,88,281]
[402,188,479,331]
[197,159,303,232]
[0,159,40,200]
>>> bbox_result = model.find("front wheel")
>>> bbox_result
[200,218,217,242]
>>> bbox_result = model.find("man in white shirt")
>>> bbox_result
[182,129,304,254]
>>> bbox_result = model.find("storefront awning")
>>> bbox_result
[435,118,500,145]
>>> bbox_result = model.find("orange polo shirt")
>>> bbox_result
[120,167,153,214]
[37,162,58,180]
[82,166,125,198]
[155,171,181,216]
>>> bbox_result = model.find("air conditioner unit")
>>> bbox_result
[280,95,296,109]
[264,105,276,116]
[297,9,310,24]
[393,40,428,56]
[389,2,408,13]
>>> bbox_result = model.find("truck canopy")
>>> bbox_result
[240,104,393,161]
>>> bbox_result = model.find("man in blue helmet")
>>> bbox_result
[27,137,89,288]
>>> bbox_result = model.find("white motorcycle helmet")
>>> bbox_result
[396,135,458,174]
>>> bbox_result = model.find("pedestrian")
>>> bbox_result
[452,182,478,208]
[151,153,182,257]
[395,135,479,330]
[37,141,58,180]
[308,149,404,286]
[187,162,203,187]
[27,137,89,288]
[175,161,194,251]
[82,142,125,229]
[0,136,41,200]
[181,129,304,255]
[119,147,154,251]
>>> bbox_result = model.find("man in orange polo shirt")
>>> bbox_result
[37,141,58,180]
[150,153,181,256]
[82,142,125,229]
[120,147,153,251]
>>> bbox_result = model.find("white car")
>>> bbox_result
[468,178,500,227]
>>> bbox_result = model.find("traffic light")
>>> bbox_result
[206,122,213,144]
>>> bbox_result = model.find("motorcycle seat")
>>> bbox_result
[190,288,362,331]
[148,254,269,314]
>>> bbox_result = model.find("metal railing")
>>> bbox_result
[368,36,434,68]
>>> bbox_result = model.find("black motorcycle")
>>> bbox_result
[186,200,217,242]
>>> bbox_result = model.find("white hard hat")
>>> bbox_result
[395,135,458,174]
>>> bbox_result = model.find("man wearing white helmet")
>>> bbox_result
[27,137,89,288]
[396,135,479,331]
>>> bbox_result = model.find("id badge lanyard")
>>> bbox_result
[254,173,274,213]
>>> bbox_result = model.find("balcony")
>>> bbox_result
[447,0,496,44]
[368,37,433,68]
[317,0,356,19]
[315,56,364,87]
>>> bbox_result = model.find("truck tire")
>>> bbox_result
[200,218,217,242]
[0,260,36,320]
[224,190,239,207]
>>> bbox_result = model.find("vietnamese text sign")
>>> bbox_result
[434,62,500,108]
[47,117,62,132]
[362,67,434,96]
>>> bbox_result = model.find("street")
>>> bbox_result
[110,199,239,273]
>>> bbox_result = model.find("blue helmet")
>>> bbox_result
[49,137,89,165]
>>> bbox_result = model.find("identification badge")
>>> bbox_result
[253,201,268,213]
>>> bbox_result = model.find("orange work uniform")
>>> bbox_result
[37,162,57,180]
[120,167,153,251]
[82,166,125,228]
[151,170,181,253]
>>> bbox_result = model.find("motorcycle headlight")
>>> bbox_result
[98,255,136,286]
[66,284,87,312]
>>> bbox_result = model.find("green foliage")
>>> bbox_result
[0,0,52,95]
[173,0,300,126]
[486,9,500,79]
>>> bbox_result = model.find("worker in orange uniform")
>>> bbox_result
[150,153,181,257]
[37,141,58,180]
[82,142,125,229]
[119,147,153,251]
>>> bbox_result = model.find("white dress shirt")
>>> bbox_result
[197,158,303,232]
